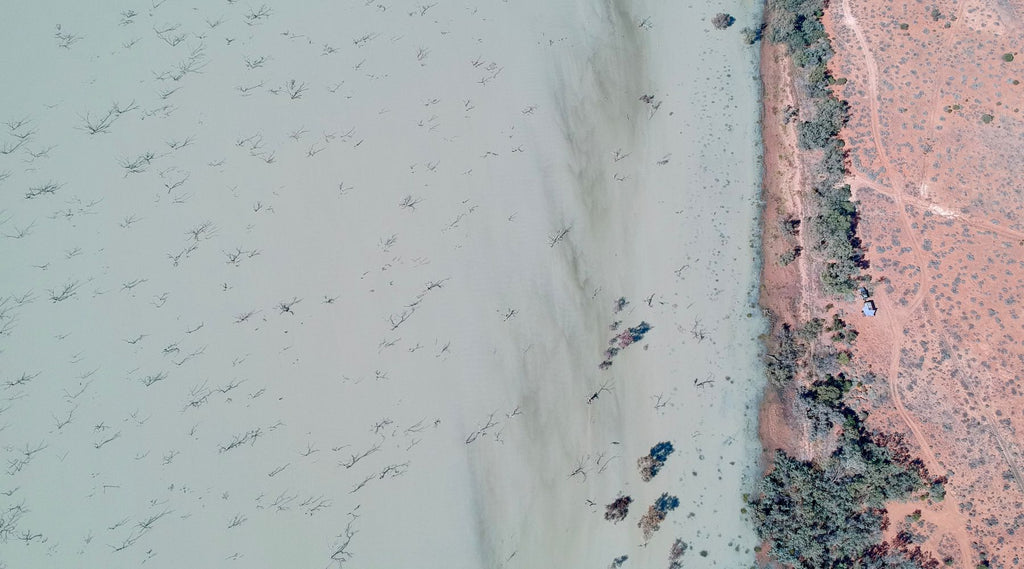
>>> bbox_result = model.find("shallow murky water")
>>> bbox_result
[0,1,764,567]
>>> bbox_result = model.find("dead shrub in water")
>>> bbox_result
[604,495,632,523]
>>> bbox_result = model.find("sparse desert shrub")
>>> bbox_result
[752,440,929,568]
[899,23,909,30]
[1003,53,1015,62]
[981,113,994,124]
[712,13,735,30]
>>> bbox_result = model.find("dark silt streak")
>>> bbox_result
[462,1,651,566]
[547,0,648,297]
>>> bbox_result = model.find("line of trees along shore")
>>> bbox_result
[754,2,946,568]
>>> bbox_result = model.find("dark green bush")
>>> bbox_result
[813,184,861,295]
[756,310,937,566]
[797,43,834,71]
[769,0,827,53]
[753,451,887,566]
[798,96,848,149]
[805,373,852,406]
[753,425,931,568]
[799,317,825,340]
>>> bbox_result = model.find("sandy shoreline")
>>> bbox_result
[1,1,766,567]
[755,36,811,463]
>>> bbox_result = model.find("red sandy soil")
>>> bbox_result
[758,40,815,465]
[821,0,1024,565]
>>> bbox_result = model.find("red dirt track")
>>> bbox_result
[824,0,1024,564]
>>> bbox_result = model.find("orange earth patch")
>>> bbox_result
[821,0,1024,565]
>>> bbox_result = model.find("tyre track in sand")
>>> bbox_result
[840,0,1024,497]
[848,172,1024,244]
[837,1,973,563]
[839,0,935,470]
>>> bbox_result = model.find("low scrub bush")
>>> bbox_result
[753,423,934,567]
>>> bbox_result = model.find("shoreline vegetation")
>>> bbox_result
[768,0,862,296]
[754,1,946,567]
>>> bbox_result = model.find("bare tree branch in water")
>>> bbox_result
[548,224,571,247]
[329,508,360,565]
